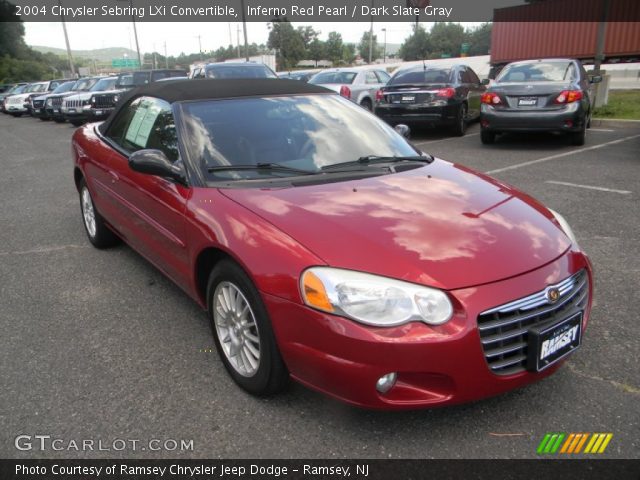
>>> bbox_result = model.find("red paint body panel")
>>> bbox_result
[72,122,594,409]
[221,160,571,290]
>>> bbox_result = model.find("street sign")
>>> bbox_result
[111,58,140,68]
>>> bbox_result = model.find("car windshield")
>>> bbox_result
[90,78,117,91]
[117,72,150,88]
[205,65,276,79]
[52,81,75,94]
[27,83,47,93]
[309,72,357,85]
[497,62,577,83]
[72,78,99,91]
[180,94,417,182]
[9,85,26,94]
[389,68,451,85]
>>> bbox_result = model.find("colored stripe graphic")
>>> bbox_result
[540,433,613,454]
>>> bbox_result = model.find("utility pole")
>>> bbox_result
[236,25,241,58]
[164,41,168,68]
[240,0,249,61]
[228,23,233,47]
[594,0,610,73]
[57,0,76,77]
[382,28,387,63]
[368,0,374,64]
[129,0,142,69]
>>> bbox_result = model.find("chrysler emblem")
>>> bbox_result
[545,287,561,304]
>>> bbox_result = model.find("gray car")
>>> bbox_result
[480,58,602,146]
[308,67,390,111]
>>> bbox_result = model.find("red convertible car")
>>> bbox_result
[72,79,592,409]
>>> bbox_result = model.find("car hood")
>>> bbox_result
[219,160,571,290]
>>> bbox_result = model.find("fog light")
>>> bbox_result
[481,119,489,128]
[375,372,397,394]
[564,119,573,128]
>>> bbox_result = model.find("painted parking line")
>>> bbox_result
[589,128,615,132]
[414,132,479,146]
[545,180,632,195]
[486,133,640,174]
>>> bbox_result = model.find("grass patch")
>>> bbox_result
[593,90,640,120]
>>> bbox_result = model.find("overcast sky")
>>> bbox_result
[24,21,445,56]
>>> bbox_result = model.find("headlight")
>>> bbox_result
[301,267,453,327]
[113,95,119,103]
[549,209,578,246]
[46,98,52,106]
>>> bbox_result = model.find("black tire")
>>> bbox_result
[360,98,373,112]
[207,259,289,396]
[480,129,496,145]
[451,103,467,136]
[78,178,119,249]
[11,113,22,117]
[53,118,65,123]
[39,117,50,121]
[586,110,592,129]
[570,126,586,146]
[71,120,85,127]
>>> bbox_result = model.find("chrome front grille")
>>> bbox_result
[478,270,589,376]
[64,99,83,108]
[33,99,44,108]
[92,94,116,109]
[51,97,63,108]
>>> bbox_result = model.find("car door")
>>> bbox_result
[464,67,485,119]
[99,96,192,289]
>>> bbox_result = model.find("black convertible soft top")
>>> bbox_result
[99,78,333,134]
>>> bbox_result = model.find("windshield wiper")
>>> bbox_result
[321,155,433,171]
[207,162,315,176]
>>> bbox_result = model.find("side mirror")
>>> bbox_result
[129,149,186,183]
[394,124,411,139]
[589,75,602,84]
[481,78,490,86]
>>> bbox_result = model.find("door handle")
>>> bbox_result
[109,171,119,183]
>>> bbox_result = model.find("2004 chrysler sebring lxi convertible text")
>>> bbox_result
[72,79,593,409]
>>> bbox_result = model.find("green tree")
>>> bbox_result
[267,19,306,70]
[357,31,382,63]
[342,43,356,65]
[429,22,465,58]
[398,25,431,61]
[325,31,344,66]
[308,38,326,67]
[465,23,492,56]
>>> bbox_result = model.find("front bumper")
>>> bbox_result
[481,103,586,133]
[64,107,113,123]
[7,104,27,113]
[264,250,592,409]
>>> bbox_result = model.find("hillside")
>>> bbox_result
[31,46,140,63]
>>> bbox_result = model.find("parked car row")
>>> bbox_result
[279,58,602,145]
[2,69,186,126]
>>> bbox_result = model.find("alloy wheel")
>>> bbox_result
[81,187,97,238]
[213,281,261,377]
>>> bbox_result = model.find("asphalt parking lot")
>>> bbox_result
[1,113,638,459]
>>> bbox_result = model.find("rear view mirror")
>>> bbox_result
[481,78,490,85]
[394,124,411,139]
[589,75,603,84]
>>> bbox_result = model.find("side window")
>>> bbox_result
[152,71,169,81]
[467,68,481,85]
[456,69,464,83]
[365,71,379,84]
[107,97,179,162]
[375,70,391,83]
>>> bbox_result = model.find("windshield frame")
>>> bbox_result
[496,61,577,83]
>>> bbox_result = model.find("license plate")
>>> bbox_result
[68,108,76,113]
[401,95,416,103]
[53,109,59,113]
[95,110,103,115]
[528,312,582,372]
[34,109,40,113]
[518,97,537,106]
